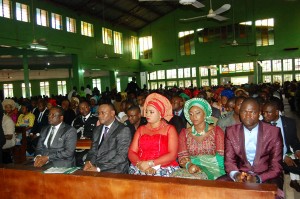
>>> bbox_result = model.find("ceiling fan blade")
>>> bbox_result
[191,1,205,8]
[179,15,206,22]
[211,15,228,21]
[214,4,231,15]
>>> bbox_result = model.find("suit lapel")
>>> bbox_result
[253,121,263,166]
[97,120,119,149]
[239,125,247,161]
[51,123,65,146]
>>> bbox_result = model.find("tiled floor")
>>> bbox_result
[282,98,300,199]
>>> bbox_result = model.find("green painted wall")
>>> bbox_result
[138,0,300,73]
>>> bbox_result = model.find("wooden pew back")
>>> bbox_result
[0,164,277,199]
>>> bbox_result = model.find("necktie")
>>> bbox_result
[175,112,178,116]
[83,117,86,123]
[98,127,109,149]
[103,126,109,138]
[47,126,56,148]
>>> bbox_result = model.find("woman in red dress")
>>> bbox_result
[128,93,179,176]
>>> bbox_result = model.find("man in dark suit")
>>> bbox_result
[170,95,187,133]
[262,100,300,192]
[124,105,147,138]
[72,101,98,166]
[83,103,131,173]
[34,107,77,168]
[28,99,49,155]
[72,101,98,139]
[219,98,284,198]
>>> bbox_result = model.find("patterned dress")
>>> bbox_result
[173,126,225,180]
[129,121,179,177]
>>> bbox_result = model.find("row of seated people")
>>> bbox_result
[1,87,299,197]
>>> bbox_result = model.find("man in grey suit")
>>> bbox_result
[34,107,77,168]
[83,103,131,173]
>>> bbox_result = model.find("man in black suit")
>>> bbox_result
[83,103,131,173]
[124,105,147,137]
[28,99,49,155]
[72,101,98,166]
[34,107,77,167]
[262,101,300,192]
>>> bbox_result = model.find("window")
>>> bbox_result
[113,31,122,54]
[116,78,121,92]
[210,67,217,76]
[191,67,196,77]
[3,83,13,98]
[150,82,157,90]
[221,65,229,73]
[200,67,208,76]
[211,78,218,86]
[295,74,300,81]
[178,68,184,78]
[283,74,293,82]
[255,18,274,46]
[92,78,101,93]
[166,69,177,79]
[178,80,184,88]
[272,60,282,72]
[0,0,11,18]
[51,13,62,30]
[184,68,191,78]
[184,80,191,88]
[192,79,197,87]
[40,81,50,96]
[131,36,138,60]
[102,27,112,45]
[81,21,93,37]
[273,75,282,85]
[295,58,300,71]
[231,77,249,85]
[16,2,29,22]
[283,59,292,71]
[157,70,165,80]
[149,71,156,80]
[201,79,209,86]
[66,17,76,33]
[179,30,195,56]
[263,75,271,83]
[57,81,67,95]
[261,60,271,72]
[21,83,32,97]
[167,81,177,87]
[158,81,165,89]
[139,36,152,59]
[36,8,48,27]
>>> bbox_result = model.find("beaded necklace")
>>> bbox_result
[191,123,208,137]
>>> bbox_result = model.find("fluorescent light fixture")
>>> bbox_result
[30,44,48,51]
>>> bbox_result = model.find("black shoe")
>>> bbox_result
[290,180,300,192]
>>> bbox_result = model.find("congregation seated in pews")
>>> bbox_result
[2,82,300,198]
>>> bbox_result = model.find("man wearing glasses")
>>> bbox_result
[34,107,77,168]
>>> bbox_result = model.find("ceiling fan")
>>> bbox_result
[139,0,205,8]
[221,0,252,47]
[180,0,231,22]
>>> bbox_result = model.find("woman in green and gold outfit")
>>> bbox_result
[172,98,225,180]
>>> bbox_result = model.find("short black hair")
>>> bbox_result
[126,105,141,113]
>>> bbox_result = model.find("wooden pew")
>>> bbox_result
[0,164,277,199]
[12,127,27,163]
